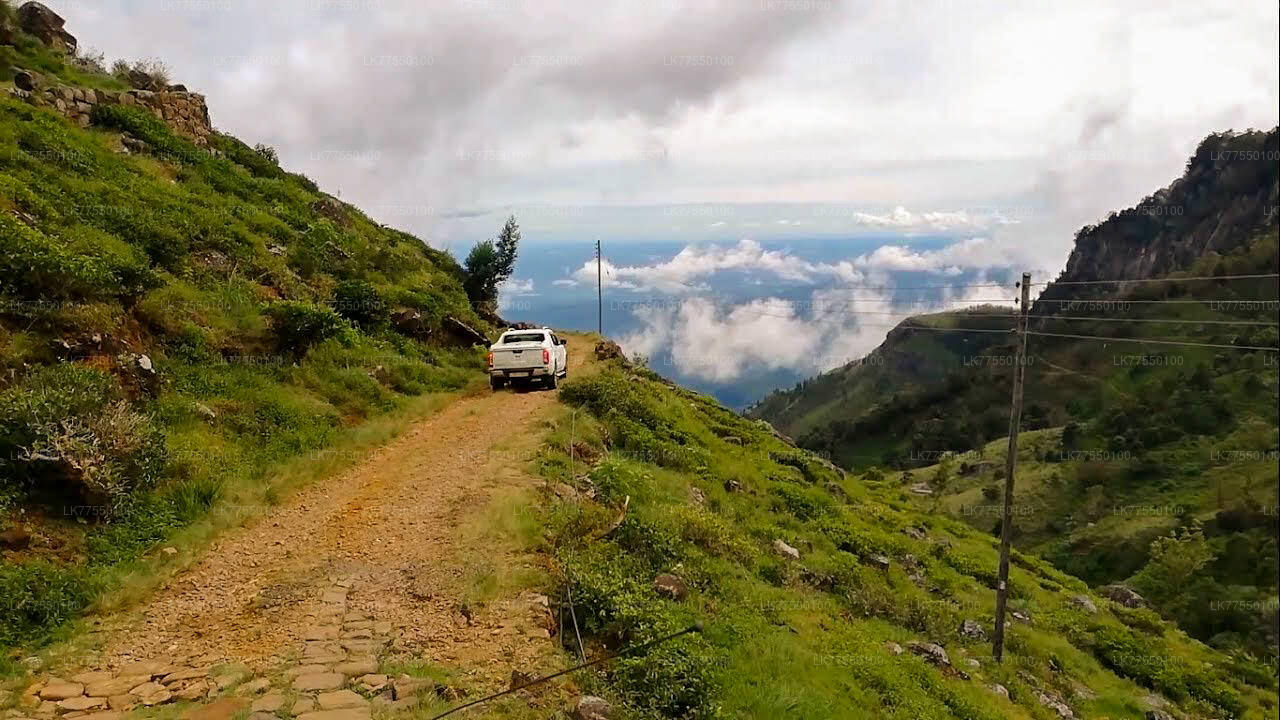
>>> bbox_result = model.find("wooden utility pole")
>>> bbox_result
[596,240,603,335]
[993,271,1031,663]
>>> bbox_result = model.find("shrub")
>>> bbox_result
[331,279,387,329]
[267,301,351,356]
[19,400,166,506]
[0,561,94,648]
[0,216,116,299]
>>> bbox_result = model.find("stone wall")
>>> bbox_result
[7,83,213,146]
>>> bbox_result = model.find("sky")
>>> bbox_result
[45,0,1280,397]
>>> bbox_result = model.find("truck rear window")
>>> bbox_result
[502,333,546,343]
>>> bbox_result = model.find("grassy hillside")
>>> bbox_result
[527,361,1277,718]
[0,30,492,650]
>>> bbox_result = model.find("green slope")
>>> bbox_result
[0,24,491,649]
[530,360,1277,719]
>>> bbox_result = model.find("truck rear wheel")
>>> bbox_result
[490,376,505,391]
[545,371,558,390]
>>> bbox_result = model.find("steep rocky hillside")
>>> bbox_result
[1,2,492,648]
[749,127,1279,664]
[751,127,1279,468]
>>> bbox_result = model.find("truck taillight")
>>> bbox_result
[542,349,550,365]
[487,352,494,368]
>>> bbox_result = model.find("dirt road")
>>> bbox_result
[22,335,598,718]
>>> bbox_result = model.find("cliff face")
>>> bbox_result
[1038,128,1279,308]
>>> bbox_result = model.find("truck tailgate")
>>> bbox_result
[492,342,545,370]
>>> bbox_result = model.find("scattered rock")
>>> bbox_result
[296,710,369,720]
[194,403,217,421]
[138,688,171,707]
[867,554,891,571]
[38,682,83,701]
[908,482,933,496]
[572,696,613,720]
[161,667,207,685]
[237,678,271,695]
[1099,584,1145,608]
[354,675,387,692]
[316,690,366,710]
[293,673,345,692]
[772,539,800,560]
[334,659,377,677]
[1067,595,1097,614]
[903,526,926,540]
[990,684,1009,698]
[884,642,903,656]
[56,698,105,712]
[653,573,689,600]
[906,641,949,667]
[86,677,148,698]
[1011,610,1031,624]
[105,695,135,712]
[958,619,987,641]
[1144,711,1174,720]
[723,436,742,446]
[250,693,284,713]
[723,479,742,493]
[248,713,276,720]
[172,680,210,702]
[689,487,706,505]
[292,698,316,715]
[964,658,981,669]
[1036,691,1074,719]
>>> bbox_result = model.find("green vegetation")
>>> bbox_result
[528,362,1277,719]
[0,33,490,649]
[462,214,521,307]
[751,128,1280,664]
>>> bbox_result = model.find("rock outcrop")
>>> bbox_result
[16,1,76,53]
[8,80,213,146]
[1034,128,1278,315]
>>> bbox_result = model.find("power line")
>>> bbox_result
[1030,314,1279,327]
[1026,330,1279,352]
[1031,273,1280,286]
[1029,298,1279,305]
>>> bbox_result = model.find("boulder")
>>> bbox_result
[883,642,903,655]
[653,573,688,600]
[772,539,800,561]
[16,2,76,53]
[1144,711,1174,720]
[443,316,488,347]
[0,525,31,550]
[1099,584,1145,608]
[38,682,83,701]
[572,696,613,720]
[907,641,949,667]
[958,619,987,641]
[13,69,38,92]
[593,340,624,361]
[1067,595,1098,614]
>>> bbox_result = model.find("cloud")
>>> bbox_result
[499,277,536,295]
[562,238,864,291]
[618,271,1018,383]
[850,206,1020,232]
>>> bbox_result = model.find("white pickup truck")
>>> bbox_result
[488,328,568,390]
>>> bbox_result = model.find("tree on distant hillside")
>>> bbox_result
[463,215,520,305]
